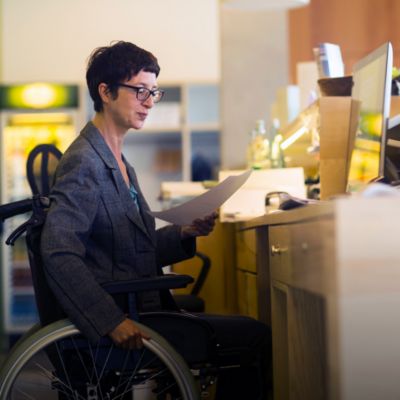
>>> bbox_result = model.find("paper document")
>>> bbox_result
[148,170,252,225]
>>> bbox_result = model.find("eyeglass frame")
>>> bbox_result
[114,83,164,103]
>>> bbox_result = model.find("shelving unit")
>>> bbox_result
[122,82,220,213]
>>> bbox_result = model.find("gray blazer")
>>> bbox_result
[41,122,195,342]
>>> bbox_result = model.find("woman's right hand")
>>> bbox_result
[108,318,150,349]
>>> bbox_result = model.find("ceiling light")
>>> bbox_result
[221,0,309,10]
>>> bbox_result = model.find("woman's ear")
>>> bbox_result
[98,83,111,105]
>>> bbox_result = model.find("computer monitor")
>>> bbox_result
[347,42,393,192]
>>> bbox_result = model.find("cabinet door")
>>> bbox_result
[288,220,334,295]
[270,220,334,294]
[269,225,292,284]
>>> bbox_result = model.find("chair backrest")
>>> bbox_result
[26,144,63,196]
[173,252,211,312]
[190,252,211,296]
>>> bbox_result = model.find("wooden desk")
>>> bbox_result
[245,197,400,400]
[172,220,237,315]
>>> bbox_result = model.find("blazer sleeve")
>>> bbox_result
[155,225,196,267]
[41,151,125,343]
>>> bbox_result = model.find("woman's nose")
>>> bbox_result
[143,95,154,108]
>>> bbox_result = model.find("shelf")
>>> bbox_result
[139,126,182,133]
[12,260,30,269]
[6,322,38,334]
[123,82,221,202]
[188,123,220,132]
[139,123,220,133]
[13,287,35,296]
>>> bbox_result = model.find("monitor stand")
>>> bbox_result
[384,113,400,183]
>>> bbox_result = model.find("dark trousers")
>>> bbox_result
[196,313,272,400]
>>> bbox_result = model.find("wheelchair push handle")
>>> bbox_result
[0,198,33,221]
[1,196,50,246]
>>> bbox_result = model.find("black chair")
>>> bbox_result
[173,251,211,312]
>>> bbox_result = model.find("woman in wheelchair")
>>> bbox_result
[25,41,270,399]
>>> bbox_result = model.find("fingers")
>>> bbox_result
[122,331,144,350]
[181,212,218,239]
[192,213,217,235]
[109,318,150,350]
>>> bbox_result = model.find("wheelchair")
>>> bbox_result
[0,144,269,399]
[0,194,220,400]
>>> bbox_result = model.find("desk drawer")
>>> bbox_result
[236,228,257,273]
[269,220,334,293]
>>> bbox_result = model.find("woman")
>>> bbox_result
[41,41,216,348]
[41,41,270,398]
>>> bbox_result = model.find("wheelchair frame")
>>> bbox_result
[0,196,203,400]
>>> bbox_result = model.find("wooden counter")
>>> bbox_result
[243,197,400,400]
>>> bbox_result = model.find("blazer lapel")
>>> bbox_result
[125,161,157,245]
[81,122,152,240]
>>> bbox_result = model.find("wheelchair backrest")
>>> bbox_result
[1,144,67,328]
[25,196,67,326]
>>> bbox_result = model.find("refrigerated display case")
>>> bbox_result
[0,83,81,337]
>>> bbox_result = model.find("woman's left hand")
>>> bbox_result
[181,212,218,239]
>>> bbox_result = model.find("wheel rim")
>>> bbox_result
[0,320,199,400]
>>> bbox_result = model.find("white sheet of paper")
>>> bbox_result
[148,170,252,225]
[218,168,306,222]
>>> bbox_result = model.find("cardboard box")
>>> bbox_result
[319,97,360,200]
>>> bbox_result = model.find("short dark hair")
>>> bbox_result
[86,41,160,112]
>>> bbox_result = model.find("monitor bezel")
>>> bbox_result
[350,41,393,184]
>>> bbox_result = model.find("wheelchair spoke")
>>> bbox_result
[92,341,115,400]
[1,321,199,400]
[88,340,102,388]
[70,337,93,385]
[154,381,182,399]
[114,348,134,393]
[113,348,148,399]
[54,341,78,399]
[14,387,36,400]
[34,362,85,400]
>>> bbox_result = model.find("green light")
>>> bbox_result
[0,83,79,109]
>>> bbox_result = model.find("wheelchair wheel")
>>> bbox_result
[0,319,199,400]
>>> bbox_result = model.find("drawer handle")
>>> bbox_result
[301,242,308,251]
[271,245,288,255]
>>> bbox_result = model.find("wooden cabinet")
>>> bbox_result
[235,225,258,318]
[269,219,331,400]
[246,197,400,400]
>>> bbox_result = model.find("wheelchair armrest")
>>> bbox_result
[101,274,194,295]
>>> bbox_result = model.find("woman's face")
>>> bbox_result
[108,70,158,131]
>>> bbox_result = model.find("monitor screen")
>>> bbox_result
[347,42,393,192]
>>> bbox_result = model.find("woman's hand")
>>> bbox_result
[108,318,150,350]
[180,211,218,240]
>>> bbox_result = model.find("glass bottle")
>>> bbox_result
[269,118,285,169]
[246,120,270,169]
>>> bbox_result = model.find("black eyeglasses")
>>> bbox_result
[115,83,164,103]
